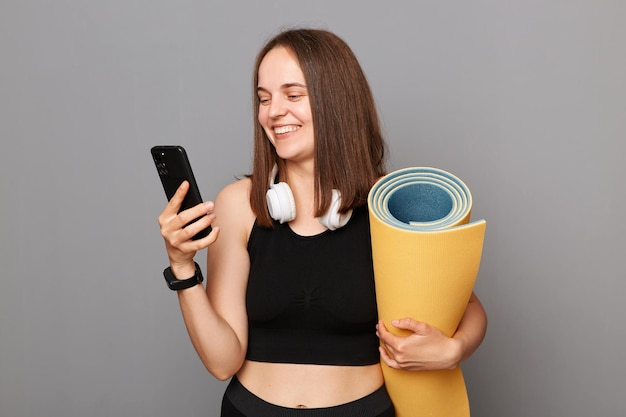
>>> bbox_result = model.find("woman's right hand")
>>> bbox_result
[157,181,219,275]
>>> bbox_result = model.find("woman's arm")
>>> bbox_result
[158,179,253,380]
[450,291,488,363]
[376,292,487,371]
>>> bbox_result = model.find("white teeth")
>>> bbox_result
[274,125,299,134]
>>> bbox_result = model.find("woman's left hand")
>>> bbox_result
[376,318,462,371]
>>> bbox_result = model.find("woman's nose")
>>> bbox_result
[269,97,287,118]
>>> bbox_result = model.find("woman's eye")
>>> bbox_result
[259,97,270,105]
[288,94,302,101]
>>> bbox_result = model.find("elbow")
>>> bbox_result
[479,303,488,340]
[211,370,236,381]
[193,332,247,381]
[204,357,245,381]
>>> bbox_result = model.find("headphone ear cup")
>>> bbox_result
[318,189,352,231]
[266,182,296,223]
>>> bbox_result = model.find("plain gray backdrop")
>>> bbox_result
[1,1,625,416]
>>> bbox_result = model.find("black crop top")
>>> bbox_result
[245,205,380,366]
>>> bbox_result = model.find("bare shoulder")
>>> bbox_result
[215,177,251,205]
[213,177,254,239]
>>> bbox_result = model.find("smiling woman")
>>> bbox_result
[249,29,387,229]
[155,27,486,417]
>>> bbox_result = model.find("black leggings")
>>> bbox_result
[221,376,395,417]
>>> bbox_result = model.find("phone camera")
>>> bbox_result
[157,162,168,175]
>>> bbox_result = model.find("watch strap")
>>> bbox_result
[163,262,204,291]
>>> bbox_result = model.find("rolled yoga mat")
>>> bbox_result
[368,167,486,417]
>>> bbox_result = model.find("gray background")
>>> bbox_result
[1,1,625,416]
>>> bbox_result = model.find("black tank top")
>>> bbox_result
[245,205,380,366]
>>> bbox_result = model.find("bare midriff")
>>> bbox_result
[236,360,384,409]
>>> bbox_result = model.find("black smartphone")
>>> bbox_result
[150,145,212,240]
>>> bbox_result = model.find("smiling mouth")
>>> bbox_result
[274,125,300,135]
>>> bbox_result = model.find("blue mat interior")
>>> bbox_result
[387,183,453,223]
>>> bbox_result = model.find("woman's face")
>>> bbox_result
[257,46,314,163]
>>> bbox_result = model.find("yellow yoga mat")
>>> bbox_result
[368,167,486,417]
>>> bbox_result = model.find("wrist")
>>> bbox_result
[447,335,465,368]
[169,262,197,279]
[163,262,204,291]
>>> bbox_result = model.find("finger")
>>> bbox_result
[176,201,214,230]
[377,320,400,347]
[391,317,430,334]
[379,346,399,369]
[174,225,220,254]
[165,180,190,215]
[192,225,220,247]
[178,212,216,242]
[376,320,388,336]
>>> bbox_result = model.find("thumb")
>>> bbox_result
[391,317,430,334]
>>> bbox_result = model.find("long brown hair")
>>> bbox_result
[250,28,387,227]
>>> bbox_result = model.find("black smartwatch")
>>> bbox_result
[163,262,204,291]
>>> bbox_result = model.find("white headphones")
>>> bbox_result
[266,165,352,231]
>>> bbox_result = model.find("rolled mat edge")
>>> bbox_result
[368,167,486,417]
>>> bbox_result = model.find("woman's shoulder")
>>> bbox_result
[214,177,251,211]
[214,177,254,229]
[217,176,251,202]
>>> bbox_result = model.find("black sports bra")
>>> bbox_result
[245,205,380,366]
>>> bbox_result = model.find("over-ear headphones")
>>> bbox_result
[266,165,352,230]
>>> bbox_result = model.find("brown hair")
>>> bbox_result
[250,28,387,227]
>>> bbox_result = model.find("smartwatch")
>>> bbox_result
[163,262,204,291]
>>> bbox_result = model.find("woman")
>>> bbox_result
[158,28,487,417]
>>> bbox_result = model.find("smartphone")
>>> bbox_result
[150,145,212,240]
